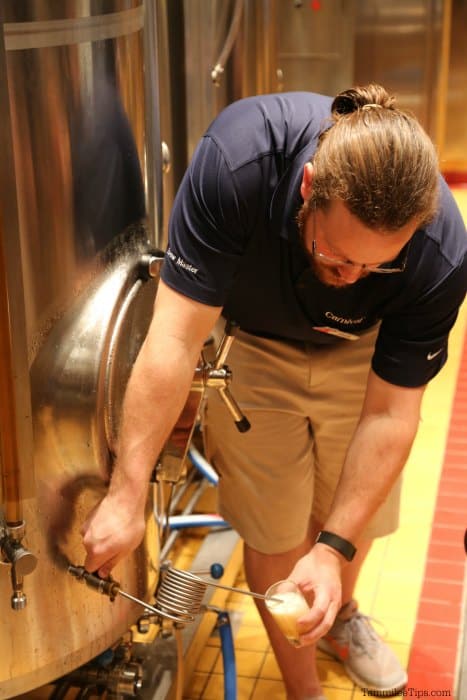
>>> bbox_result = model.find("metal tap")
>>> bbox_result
[197,320,251,432]
[68,565,121,601]
[0,520,38,610]
[68,565,171,619]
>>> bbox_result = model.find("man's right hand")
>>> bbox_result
[80,494,146,578]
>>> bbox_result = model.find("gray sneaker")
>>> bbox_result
[317,600,408,694]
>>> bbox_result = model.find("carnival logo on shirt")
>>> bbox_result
[324,311,365,326]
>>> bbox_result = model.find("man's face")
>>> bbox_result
[297,198,417,289]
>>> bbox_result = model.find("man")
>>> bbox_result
[82,85,467,700]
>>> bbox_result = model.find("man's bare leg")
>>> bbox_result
[243,540,324,700]
[243,525,373,699]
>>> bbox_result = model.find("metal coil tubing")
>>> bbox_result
[155,566,208,623]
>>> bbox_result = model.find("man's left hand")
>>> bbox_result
[287,545,343,646]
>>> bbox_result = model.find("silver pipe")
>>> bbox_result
[143,0,163,248]
[160,478,208,561]
[211,0,245,85]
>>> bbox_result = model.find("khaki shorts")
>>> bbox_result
[203,325,402,555]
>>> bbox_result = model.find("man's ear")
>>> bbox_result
[300,162,314,200]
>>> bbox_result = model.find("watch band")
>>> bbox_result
[315,530,357,562]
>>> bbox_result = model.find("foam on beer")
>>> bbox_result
[266,590,309,643]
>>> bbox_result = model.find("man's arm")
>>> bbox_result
[290,369,426,643]
[323,369,425,540]
[81,280,221,576]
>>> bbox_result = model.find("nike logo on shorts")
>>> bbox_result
[427,348,443,361]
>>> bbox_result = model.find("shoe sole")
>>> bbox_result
[318,639,408,695]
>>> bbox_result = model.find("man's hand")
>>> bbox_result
[80,494,146,578]
[287,545,344,646]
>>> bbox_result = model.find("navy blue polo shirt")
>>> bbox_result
[161,92,467,388]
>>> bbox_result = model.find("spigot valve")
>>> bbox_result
[68,565,120,601]
[205,320,251,432]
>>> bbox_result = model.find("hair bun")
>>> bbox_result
[331,84,395,116]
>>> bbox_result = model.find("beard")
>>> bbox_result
[296,200,369,289]
[296,201,351,288]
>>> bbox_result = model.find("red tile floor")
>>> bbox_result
[408,289,467,693]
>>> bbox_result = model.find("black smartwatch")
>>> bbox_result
[315,530,357,562]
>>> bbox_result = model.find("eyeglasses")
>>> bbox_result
[311,239,408,274]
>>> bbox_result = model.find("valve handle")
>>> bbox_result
[1,538,37,575]
[68,565,120,600]
[209,320,251,432]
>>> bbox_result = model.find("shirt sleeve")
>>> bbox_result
[372,255,467,387]
[161,135,253,307]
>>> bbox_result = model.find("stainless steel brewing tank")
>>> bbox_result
[0,2,160,697]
